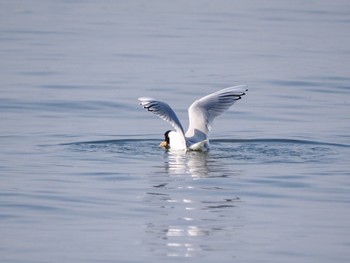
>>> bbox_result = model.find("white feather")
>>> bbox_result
[138,85,248,151]
[186,85,247,139]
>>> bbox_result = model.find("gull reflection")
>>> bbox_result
[164,199,210,257]
[165,150,210,178]
[165,225,209,257]
[166,225,208,238]
[144,150,242,258]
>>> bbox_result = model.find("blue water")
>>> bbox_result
[1,1,350,262]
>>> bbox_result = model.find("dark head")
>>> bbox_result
[159,130,171,148]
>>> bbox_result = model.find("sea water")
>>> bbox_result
[1,1,350,262]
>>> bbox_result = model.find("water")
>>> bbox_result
[1,0,350,262]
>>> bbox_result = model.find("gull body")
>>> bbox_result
[138,85,248,151]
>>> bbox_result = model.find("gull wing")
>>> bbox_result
[138,97,185,137]
[185,85,248,138]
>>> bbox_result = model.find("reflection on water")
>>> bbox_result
[163,193,211,258]
[144,138,347,258]
[145,150,243,258]
[164,151,210,178]
[165,224,210,257]
[164,149,242,179]
[53,139,350,259]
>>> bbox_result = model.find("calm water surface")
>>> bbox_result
[1,1,350,262]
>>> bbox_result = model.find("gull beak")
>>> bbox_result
[159,141,168,148]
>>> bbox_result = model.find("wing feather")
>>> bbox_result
[186,85,248,138]
[138,97,185,136]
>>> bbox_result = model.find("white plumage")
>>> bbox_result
[139,85,248,151]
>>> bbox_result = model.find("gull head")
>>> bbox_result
[159,130,171,148]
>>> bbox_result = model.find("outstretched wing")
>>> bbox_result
[185,85,248,138]
[138,97,185,137]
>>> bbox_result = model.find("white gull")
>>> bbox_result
[138,85,248,151]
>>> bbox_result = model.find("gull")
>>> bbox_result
[138,85,248,151]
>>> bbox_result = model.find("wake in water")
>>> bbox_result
[61,138,349,165]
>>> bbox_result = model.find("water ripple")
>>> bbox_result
[64,137,350,148]
[59,137,349,171]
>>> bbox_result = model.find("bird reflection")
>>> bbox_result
[166,225,209,237]
[144,150,242,258]
[164,150,210,178]
[165,225,209,257]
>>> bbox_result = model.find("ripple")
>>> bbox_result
[62,139,160,157]
[213,138,350,148]
[59,137,349,170]
[213,140,340,164]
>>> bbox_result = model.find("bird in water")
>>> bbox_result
[138,85,248,151]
